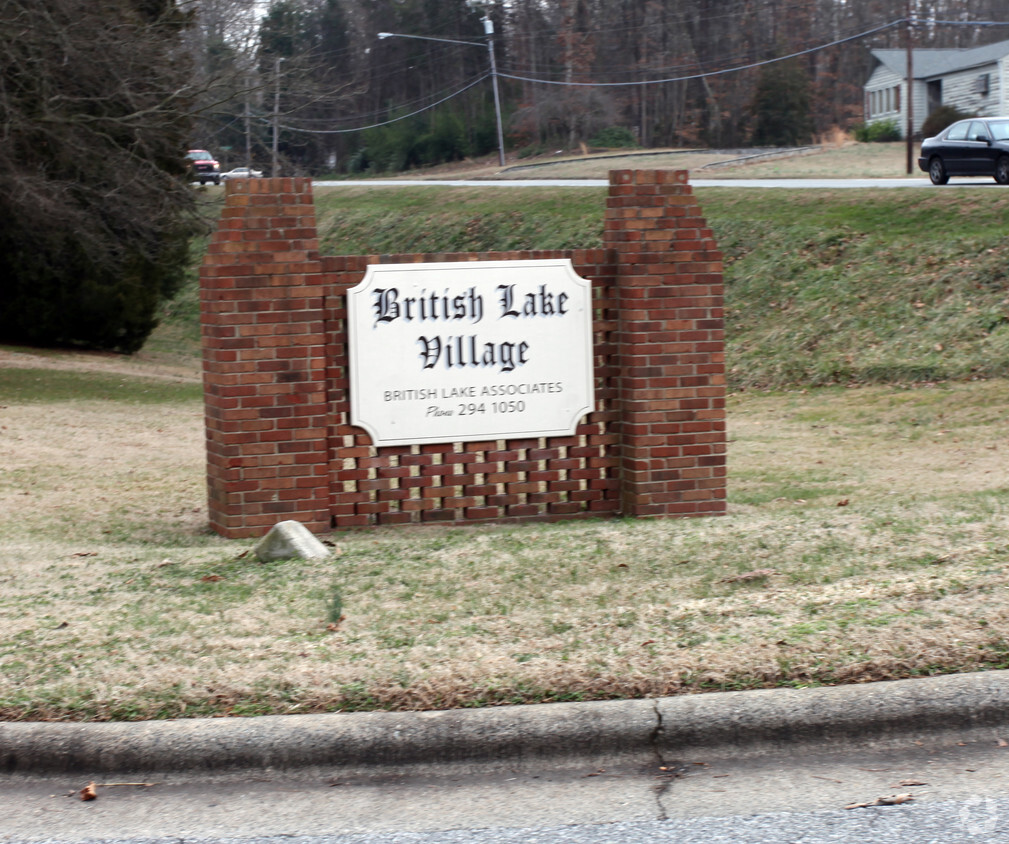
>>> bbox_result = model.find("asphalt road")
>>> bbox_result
[313,177,1004,189]
[7,720,1009,843]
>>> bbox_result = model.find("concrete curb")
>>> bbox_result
[4,671,1009,777]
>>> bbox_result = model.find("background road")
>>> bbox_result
[313,177,1000,189]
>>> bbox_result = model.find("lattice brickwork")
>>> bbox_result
[321,251,620,527]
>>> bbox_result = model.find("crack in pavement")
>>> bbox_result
[649,699,678,821]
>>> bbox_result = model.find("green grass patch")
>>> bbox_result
[314,186,606,255]
[0,367,203,403]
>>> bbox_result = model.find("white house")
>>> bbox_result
[865,38,1009,137]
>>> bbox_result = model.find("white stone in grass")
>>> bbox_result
[254,520,331,562]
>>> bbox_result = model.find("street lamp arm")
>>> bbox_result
[377,31,485,48]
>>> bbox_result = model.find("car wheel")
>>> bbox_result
[996,156,1009,185]
[199,179,206,186]
[214,177,221,186]
[928,157,949,185]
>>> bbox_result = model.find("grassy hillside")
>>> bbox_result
[714,189,1009,388]
[309,185,1009,390]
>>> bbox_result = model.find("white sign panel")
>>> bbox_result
[347,259,595,446]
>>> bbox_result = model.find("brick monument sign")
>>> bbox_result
[199,170,726,538]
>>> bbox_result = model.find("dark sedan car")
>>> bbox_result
[918,117,1009,185]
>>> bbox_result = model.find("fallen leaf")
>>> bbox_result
[998,738,1008,747]
[80,782,98,801]
[72,552,98,558]
[836,498,850,507]
[895,779,928,787]
[641,639,655,646]
[844,793,914,809]
[200,574,224,582]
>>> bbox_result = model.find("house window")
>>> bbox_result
[973,74,990,96]
[868,86,901,118]
[928,80,942,114]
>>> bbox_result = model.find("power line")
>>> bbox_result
[498,19,904,87]
[273,73,491,135]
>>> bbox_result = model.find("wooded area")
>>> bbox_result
[186,0,1009,174]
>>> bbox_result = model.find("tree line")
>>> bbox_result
[4,0,1009,353]
[189,0,1009,175]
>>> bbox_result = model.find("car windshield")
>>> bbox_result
[187,151,212,160]
[987,121,1009,141]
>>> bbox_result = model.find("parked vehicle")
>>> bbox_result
[186,149,221,185]
[918,117,1009,185]
[221,167,263,180]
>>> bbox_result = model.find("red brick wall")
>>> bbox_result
[606,170,727,517]
[200,171,725,538]
[200,178,330,538]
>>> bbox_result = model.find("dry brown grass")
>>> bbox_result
[2,346,1008,720]
[448,141,910,181]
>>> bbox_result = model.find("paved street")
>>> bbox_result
[6,723,1009,843]
[313,177,1002,189]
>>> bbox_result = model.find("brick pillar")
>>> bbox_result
[200,178,330,538]
[605,170,726,517]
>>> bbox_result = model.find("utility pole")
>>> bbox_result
[906,1,915,175]
[272,57,284,177]
[484,16,506,167]
[244,75,252,171]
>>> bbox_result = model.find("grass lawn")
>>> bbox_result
[2,152,1008,720]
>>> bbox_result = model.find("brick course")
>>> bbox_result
[200,171,725,537]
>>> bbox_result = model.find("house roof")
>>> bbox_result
[871,37,1009,80]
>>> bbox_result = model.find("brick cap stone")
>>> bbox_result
[254,520,331,562]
